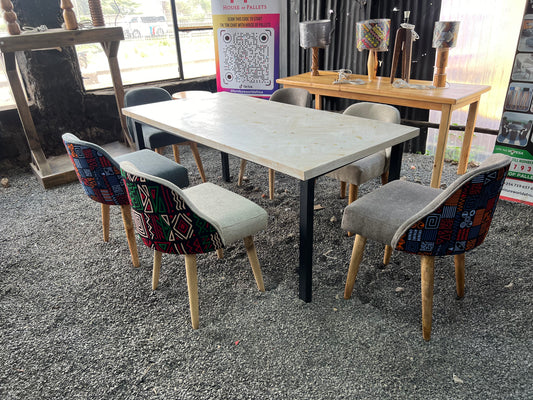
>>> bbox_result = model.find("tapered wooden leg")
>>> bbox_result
[454,253,465,298]
[120,205,140,268]
[268,169,275,200]
[152,250,162,290]
[381,171,389,185]
[340,181,347,199]
[155,147,164,155]
[244,236,265,292]
[383,245,393,265]
[101,204,110,242]
[216,248,224,259]
[189,142,207,182]
[238,159,247,186]
[184,254,199,329]
[347,184,359,236]
[172,144,180,163]
[421,255,435,341]
[344,235,367,299]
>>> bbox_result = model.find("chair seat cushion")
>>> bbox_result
[142,125,188,149]
[327,150,387,185]
[183,183,268,245]
[341,180,442,245]
[115,149,189,188]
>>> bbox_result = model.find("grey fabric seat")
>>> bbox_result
[120,161,268,329]
[124,87,207,182]
[341,153,512,341]
[327,102,401,205]
[237,87,312,199]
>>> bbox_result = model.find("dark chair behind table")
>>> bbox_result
[341,153,511,340]
[62,133,189,268]
[124,86,207,182]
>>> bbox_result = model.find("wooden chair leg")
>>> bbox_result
[268,168,275,200]
[340,181,347,199]
[420,255,435,341]
[152,250,162,290]
[120,205,140,268]
[243,236,265,292]
[184,254,200,329]
[381,170,389,185]
[101,203,110,242]
[172,144,180,163]
[189,142,207,182]
[383,245,393,265]
[347,184,359,236]
[155,147,164,155]
[344,234,367,299]
[238,159,247,186]
[454,253,465,298]
[216,248,224,259]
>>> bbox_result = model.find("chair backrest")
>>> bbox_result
[124,87,172,144]
[269,88,312,108]
[120,161,224,255]
[62,133,129,206]
[343,102,401,124]
[392,154,511,256]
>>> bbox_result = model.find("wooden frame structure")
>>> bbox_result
[0,27,131,188]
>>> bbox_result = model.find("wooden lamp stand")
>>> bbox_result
[311,47,320,76]
[389,26,414,83]
[1,0,21,35]
[433,47,449,87]
[367,49,378,81]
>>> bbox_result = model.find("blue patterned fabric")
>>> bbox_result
[122,170,224,255]
[396,165,510,256]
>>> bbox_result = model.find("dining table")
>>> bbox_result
[277,71,491,188]
[122,91,419,302]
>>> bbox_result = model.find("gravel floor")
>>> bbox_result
[0,146,532,399]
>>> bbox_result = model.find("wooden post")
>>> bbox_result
[1,0,21,35]
[367,49,378,81]
[311,47,319,76]
[433,47,449,87]
[88,0,105,27]
[60,0,78,30]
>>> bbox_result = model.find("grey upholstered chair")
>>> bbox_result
[327,102,401,205]
[120,160,268,329]
[237,87,312,199]
[124,87,207,182]
[341,153,511,340]
[62,133,189,268]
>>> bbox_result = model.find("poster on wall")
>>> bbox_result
[211,0,281,97]
[493,3,533,206]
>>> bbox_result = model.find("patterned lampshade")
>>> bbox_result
[432,21,461,48]
[356,19,391,51]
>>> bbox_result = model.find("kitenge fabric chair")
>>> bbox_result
[120,161,268,329]
[237,87,312,199]
[62,133,189,268]
[124,86,207,182]
[341,153,511,340]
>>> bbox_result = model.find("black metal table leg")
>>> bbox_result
[221,152,230,182]
[134,121,145,151]
[388,142,405,181]
[299,178,315,302]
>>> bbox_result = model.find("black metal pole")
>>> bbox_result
[299,178,315,302]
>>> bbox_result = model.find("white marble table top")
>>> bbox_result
[122,92,419,181]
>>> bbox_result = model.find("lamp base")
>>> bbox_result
[433,47,449,87]
[367,49,378,81]
[311,47,320,76]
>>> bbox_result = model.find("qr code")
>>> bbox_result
[218,28,275,91]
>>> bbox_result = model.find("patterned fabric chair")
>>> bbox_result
[124,86,207,182]
[327,102,401,205]
[62,133,189,268]
[120,161,268,329]
[237,88,312,199]
[341,154,511,340]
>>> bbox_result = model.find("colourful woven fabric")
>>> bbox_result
[122,171,223,255]
[64,142,129,206]
[395,165,510,256]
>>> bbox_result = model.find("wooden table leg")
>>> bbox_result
[457,101,480,175]
[314,94,322,110]
[430,105,453,188]
[299,178,315,302]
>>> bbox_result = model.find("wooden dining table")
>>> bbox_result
[277,71,491,188]
[122,91,419,302]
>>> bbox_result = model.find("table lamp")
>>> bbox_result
[432,21,460,87]
[356,19,391,81]
[299,18,335,76]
